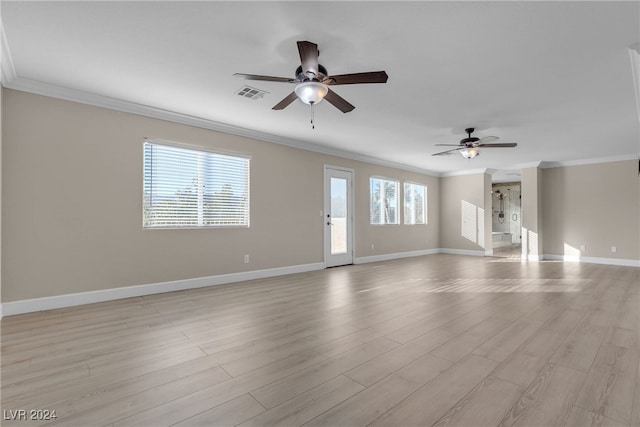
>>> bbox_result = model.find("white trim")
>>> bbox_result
[539,154,639,169]
[516,161,546,169]
[543,254,640,267]
[438,248,486,257]
[323,164,356,174]
[3,77,440,177]
[0,262,324,317]
[5,78,637,178]
[324,165,355,267]
[3,250,638,317]
[440,168,490,178]
[485,156,640,175]
[354,248,440,264]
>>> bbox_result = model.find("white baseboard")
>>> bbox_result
[4,250,638,318]
[438,248,486,257]
[354,248,440,264]
[543,254,640,267]
[0,262,325,317]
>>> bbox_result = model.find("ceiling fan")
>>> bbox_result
[234,41,388,115]
[432,128,517,159]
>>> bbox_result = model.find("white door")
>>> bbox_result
[324,167,354,267]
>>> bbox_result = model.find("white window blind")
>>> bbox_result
[143,141,250,228]
[370,177,399,224]
[404,182,427,224]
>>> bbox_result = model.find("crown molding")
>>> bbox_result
[3,52,635,178]
[3,76,441,177]
[515,161,546,169]
[504,155,639,171]
[0,18,17,84]
[539,153,639,169]
[5,76,637,177]
[440,168,491,178]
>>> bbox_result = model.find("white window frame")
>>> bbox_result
[369,176,400,225]
[143,139,250,229]
[404,181,427,225]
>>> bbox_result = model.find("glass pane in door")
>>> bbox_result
[330,177,347,254]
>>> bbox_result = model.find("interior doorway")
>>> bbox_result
[491,181,522,258]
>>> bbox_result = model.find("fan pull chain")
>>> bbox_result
[310,103,315,129]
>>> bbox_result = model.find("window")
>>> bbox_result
[404,182,427,224]
[143,141,250,228]
[370,177,399,224]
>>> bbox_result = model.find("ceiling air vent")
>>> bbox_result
[236,86,268,100]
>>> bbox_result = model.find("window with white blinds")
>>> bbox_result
[370,177,399,225]
[143,141,250,228]
[404,182,427,224]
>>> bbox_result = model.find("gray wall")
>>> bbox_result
[2,89,439,302]
[439,172,490,252]
[2,88,638,304]
[541,160,640,260]
[521,167,543,260]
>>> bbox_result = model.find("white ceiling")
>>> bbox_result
[2,1,639,176]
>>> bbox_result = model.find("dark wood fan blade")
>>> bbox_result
[432,148,461,156]
[234,73,295,83]
[323,71,388,85]
[324,89,355,113]
[435,144,464,147]
[272,92,298,110]
[297,41,319,78]
[478,143,517,148]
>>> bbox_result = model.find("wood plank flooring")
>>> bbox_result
[1,254,639,426]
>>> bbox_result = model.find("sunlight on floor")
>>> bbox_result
[416,278,588,293]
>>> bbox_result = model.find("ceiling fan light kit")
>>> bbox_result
[460,147,479,159]
[235,40,388,127]
[294,81,328,105]
[235,42,517,152]
[432,127,517,159]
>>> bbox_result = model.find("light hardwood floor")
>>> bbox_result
[1,254,639,426]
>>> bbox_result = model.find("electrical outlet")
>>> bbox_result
[611,246,617,253]
[371,243,375,251]
[580,245,586,252]
[243,254,250,264]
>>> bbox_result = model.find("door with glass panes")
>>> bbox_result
[324,167,353,267]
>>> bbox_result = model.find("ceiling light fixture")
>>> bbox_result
[295,81,329,129]
[460,147,479,159]
[295,81,328,105]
